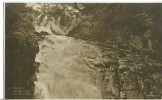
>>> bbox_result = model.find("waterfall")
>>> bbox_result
[33,15,102,99]
[34,35,102,99]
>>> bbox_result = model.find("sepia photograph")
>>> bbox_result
[5,2,162,99]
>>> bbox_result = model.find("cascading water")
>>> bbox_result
[33,14,103,99]
[34,35,102,99]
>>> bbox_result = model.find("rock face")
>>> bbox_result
[5,32,41,99]
[98,42,162,99]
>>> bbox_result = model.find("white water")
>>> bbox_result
[33,13,103,99]
[34,35,103,99]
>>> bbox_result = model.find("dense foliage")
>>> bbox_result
[69,4,162,54]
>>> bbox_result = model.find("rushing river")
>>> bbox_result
[34,34,103,99]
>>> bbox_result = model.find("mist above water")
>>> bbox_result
[34,34,102,99]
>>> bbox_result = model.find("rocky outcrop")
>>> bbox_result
[5,32,43,99]
[94,42,162,99]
